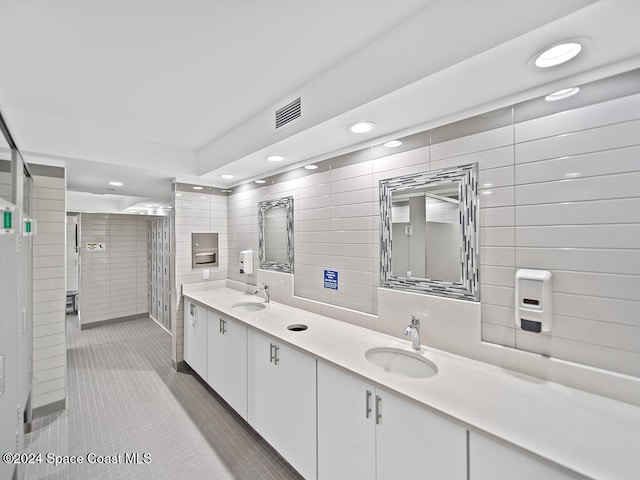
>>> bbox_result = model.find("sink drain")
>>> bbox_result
[287,324,308,332]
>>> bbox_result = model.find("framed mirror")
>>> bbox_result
[258,196,294,273]
[380,164,479,301]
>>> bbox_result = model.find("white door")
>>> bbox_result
[183,301,207,378]
[207,312,248,419]
[247,329,278,445]
[376,388,467,480]
[276,342,317,480]
[317,361,376,480]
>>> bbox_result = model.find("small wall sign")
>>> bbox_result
[324,269,338,290]
[1,206,15,234]
[86,242,106,251]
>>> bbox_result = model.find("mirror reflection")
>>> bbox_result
[391,184,461,283]
[258,196,294,273]
[380,164,479,301]
[264,207,288,264]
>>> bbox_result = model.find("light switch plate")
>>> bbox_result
[203,269,210,280]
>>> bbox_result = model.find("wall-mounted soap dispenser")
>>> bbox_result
[515,269,552,333]
[240,250,254,275]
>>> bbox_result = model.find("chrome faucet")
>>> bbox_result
[254,284,270,303]
[404,315,421,351]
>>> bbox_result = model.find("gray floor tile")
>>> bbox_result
[24,315,304,480]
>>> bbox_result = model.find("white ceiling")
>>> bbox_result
[1,0,639,212]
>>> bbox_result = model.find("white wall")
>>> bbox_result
[476,94,640,377]
[226,92,640,384]
[31,173,66,413]
[172,190,227,364]
[79,213,148,327]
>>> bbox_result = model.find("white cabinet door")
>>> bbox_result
[376,388,466,480]
[469,431,580,480]
[183,300,207,379]
[318,361,466,480]
[247,329,278,445]
[317,361,376,480]
[247,329,317,480]
[276,342,317,480]
[207,311,248,419]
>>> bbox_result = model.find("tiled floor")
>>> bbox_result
[24,315,303,480]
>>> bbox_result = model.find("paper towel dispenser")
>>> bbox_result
[192,232,219,268]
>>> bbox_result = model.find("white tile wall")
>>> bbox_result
[225,92,640,380]
[79,214,149,326]
[31,174,66,411]
[172,190,228,364]
[487,93,640,376]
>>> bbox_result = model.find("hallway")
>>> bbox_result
[24,316,302,480]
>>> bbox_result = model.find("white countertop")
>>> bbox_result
[184,287,640,480]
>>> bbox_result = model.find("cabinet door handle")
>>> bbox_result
[375,395,382,425]
[269,343,275,363]
[365,390,372,419]
[274,345,280,365]
[219,318,226,334]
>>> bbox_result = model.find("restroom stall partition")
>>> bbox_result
[148,217,172,332]
[0,128,34,480]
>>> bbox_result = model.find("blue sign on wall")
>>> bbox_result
[324,269,338,290]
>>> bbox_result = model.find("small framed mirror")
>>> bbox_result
[258,196,294,273]
[380,164,479,301]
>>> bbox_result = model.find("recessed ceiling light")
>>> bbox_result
[383,140,402,148]
[254,180,266,184]
[481,191,493,195]
[564,172,581,178]
[192,186,204,190]
[221,174,234,179]
[545,87,580,102]
[109,181,123,186]
[221,189,232,193]
[534,42,582,68]
[267,155,284,162]
[348,121,376,134]
[144,204,155,207]
[175,193,182,197]
[304,164,318,170]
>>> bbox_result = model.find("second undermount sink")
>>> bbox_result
[231,302,266,312]
[365,347,438,379]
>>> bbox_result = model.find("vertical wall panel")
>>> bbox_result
[172,190,228,364]
[31,174,66,411]
[79,213,152,327]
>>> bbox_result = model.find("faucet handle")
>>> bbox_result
[410,315,420,326]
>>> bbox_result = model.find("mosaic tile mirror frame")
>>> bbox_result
[380,163,479,301]
[258,196,294,273]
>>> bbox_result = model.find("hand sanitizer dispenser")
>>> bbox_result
[240,250,253,275]
[515,269,552,333]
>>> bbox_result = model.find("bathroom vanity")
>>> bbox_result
[183,287,640,480]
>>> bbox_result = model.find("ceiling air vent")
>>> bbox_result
[275,97,301,130]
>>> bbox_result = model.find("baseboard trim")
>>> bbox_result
[80,313,148,330]
[32,398,66,420]
[174,360,189,372]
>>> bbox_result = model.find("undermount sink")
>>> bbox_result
[365,347,438,379]
[231,302,266,312]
